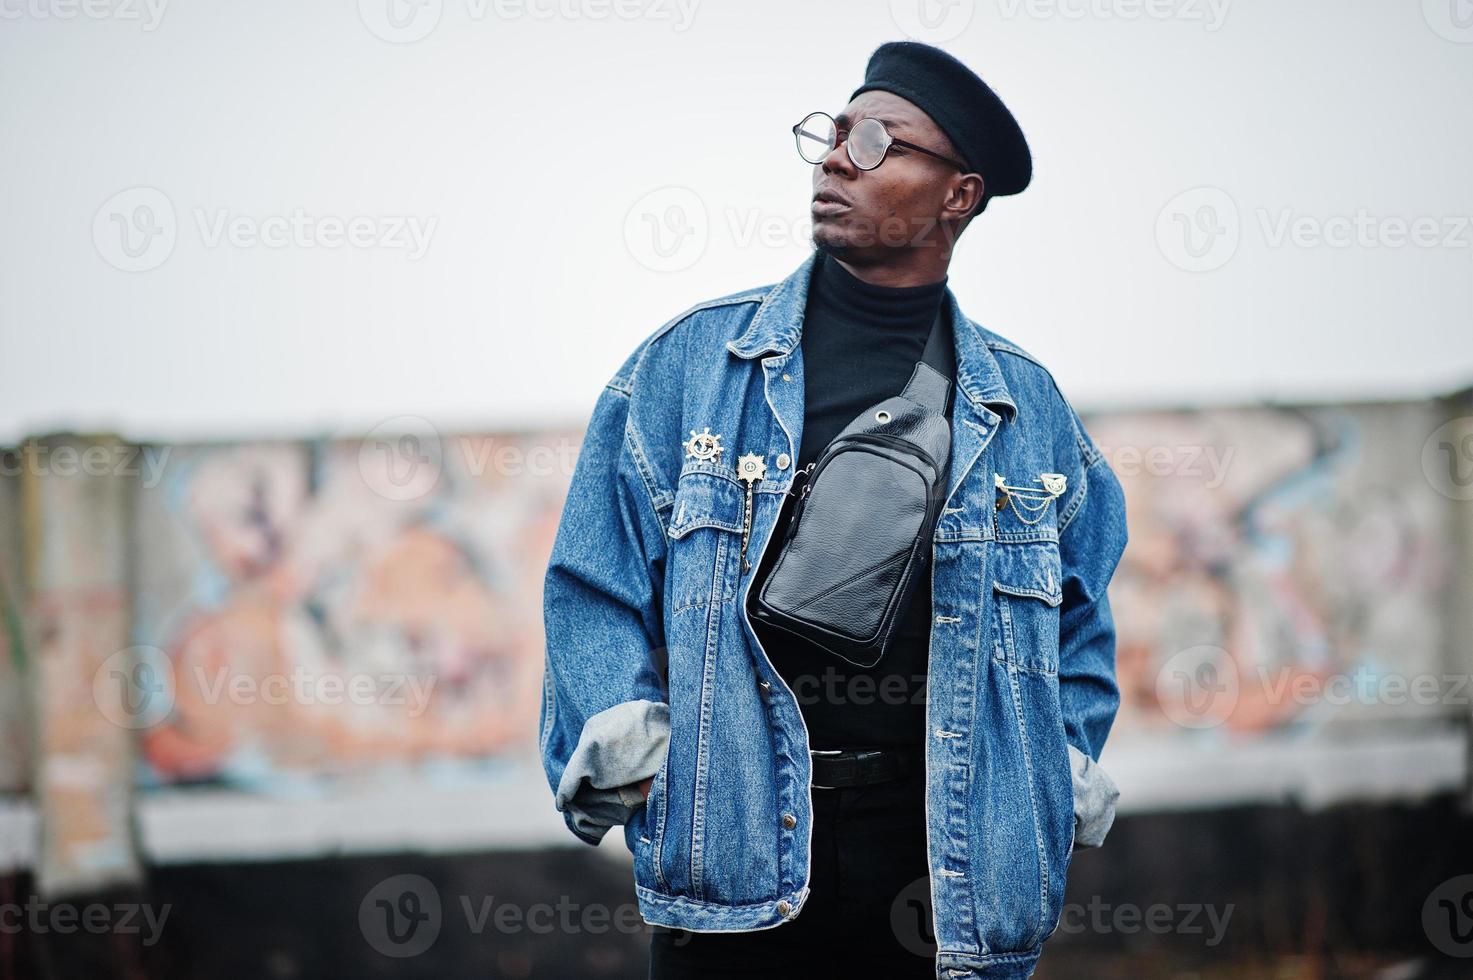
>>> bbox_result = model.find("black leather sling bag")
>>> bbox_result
[750,305,955,668]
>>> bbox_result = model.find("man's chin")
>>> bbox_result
[810,223,852,255]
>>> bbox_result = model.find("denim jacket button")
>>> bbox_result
[776,452,791,470]
[781,812,796,829]
[758,678,772,691]
[777,900,792,915]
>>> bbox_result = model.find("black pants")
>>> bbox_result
[647,761,937,978]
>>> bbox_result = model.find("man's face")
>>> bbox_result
[808,89,977,260]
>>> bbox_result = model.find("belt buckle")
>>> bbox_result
[810,748,844,790]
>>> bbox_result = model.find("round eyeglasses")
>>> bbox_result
[792,110,969,173]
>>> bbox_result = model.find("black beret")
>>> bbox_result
[850,41,1032,212]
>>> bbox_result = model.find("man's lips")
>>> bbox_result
[812,188,852,215]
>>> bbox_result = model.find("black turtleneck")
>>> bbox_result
[749,247,954,753]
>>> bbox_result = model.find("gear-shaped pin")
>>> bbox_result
[684,427,723,461]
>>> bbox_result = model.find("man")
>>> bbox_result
[540,41,1128,979]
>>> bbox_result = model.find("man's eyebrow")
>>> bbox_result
[834,112,908,131]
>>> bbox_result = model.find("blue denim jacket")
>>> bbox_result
[539,249,1128,979]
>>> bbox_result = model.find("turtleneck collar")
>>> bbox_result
[806,248,948,336]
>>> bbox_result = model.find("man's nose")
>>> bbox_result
[821,136,856,177]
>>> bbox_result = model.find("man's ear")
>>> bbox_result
[944,173,986,224]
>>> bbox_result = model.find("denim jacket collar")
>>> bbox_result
[725,249,1020,424]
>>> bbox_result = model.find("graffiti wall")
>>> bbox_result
[130,431,574,790]
[1093,400,1466,738]
[5,393,1470,809]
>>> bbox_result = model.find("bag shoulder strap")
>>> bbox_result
[900,302,955,415]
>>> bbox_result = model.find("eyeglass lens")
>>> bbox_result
[794,112,891,171]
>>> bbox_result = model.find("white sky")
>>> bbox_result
[2,0,1471,444]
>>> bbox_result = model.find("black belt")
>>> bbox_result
[810,747,916,789]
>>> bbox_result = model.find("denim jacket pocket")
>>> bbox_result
[667,467,748,613]
[629,738,672,889]
[990,541,1064,674]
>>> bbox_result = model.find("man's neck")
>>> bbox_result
[824,251,951,289]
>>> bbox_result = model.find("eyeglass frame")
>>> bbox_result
[791,110,971,173]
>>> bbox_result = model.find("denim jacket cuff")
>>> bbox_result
[554,699,671,843]
[1068,744,1120,849]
